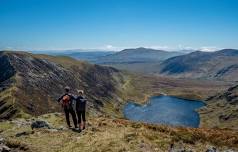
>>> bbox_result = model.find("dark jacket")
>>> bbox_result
[57,93,75,108]
[75,96,87,111]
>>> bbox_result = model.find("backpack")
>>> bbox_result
[62,94,71,107]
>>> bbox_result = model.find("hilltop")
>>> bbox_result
[94,47,184,74]
[96,47,183,64]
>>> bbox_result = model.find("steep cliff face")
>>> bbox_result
[0,52,18,119]
[0,52,15,83]
[0,51,126,119]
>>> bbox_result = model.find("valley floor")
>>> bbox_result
[1,113,238,152]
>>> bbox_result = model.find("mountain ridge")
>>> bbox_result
[0,51,127,119]
[96,47,184,64]
[160,49,238,81]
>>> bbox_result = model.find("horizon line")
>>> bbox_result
[2,47,238,53]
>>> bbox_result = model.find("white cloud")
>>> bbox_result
[199,46,220,52]
[101,45,129,51]
[175,45,221,52]
[99,45,222,52]
[145,45,170,50]
[105,45,113,50]
[102,45,172,51]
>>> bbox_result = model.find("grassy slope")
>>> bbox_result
[199,101,238,130]
[103,62,162,74]
[0,72,21,119]
[1,113,238,152]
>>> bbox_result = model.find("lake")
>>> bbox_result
[124,96,205,128]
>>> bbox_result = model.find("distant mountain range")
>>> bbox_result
[31,47,184,64]
[160,49,238,81]
[30,50,114,62]
[95,47,184,64]
[29,48,238,81]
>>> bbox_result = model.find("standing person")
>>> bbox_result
[57,86,78,129]
[75,90,87,130]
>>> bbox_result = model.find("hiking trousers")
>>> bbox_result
[77,110,86,124]
[64,106,77,128]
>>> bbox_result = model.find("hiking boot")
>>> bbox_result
[72,127,81,132]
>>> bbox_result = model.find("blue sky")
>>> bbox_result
[0,0,238,51]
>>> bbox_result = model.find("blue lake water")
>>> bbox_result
[124,96,205,128]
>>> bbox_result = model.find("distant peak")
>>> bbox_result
[218,48,238,52]
[136,47,147,49]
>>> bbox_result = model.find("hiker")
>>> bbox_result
[75,90,87,130]
[57,86,78,129]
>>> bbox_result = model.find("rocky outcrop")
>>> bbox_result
[31,120,51,129]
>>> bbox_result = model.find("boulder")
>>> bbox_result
[31,120,51,129]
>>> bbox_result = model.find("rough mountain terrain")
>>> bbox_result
[199,84,238,130]
[1,113,238,152]
[0,51,127,119]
